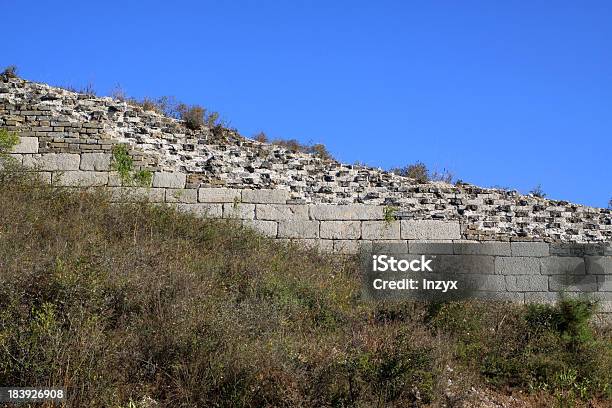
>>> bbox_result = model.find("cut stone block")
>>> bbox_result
[198,188,241,203]
[401,220,461,240]
[309,205,382,220]
[12,136,38,153]
[242,189,289,204]
[433,255,495,274]
[454,242,511,256]
[52,171,108,187]
[255,204,309,220]
[23,153,80,171]
[242,220,277,237]
[511,242,549,257]
[277,221,319,239]
[108,187,165,202]
[506,275,549,292]
[495,257,540,275]
[176,203,223,218]
[80,153,111,171]
[540,257,585,275]
[165,188,198,203]
[549,275,597,292]
[362,221,400,240]
[320,221,361,239]
[585,256,612,275]
[222,203,255,219]
[152,172,186,188]
[409,240,454,255]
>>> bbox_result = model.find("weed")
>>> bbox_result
[111,144,151,187]
[530,184,547,198]
[383,206,398,223]
[1,65,18,80]
[0,129,19,155]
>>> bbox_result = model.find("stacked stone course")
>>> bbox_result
[1,77,611,313]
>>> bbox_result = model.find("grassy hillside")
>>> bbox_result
[0,168,610,407]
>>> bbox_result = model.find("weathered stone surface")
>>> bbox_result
[401,220,461,240]
[597,276,612,292]
[80,153,111,171]
[108,187,165,202]
[585,256,612,275]
[549,275,597,292]
[278,221,319,239]
[242,189,289,204]
[506,275,549,292]
[334,240,362,254]
[242,220,277,237]
[524,292,558,304]
[511,242,549,257]
[23,153,80,171]
[52,171,108,187]
[454,242,511,256]
[362,221,400,240]
[310,205,382,220]
[320,221,361,239]
[464,275,507,292]
[198,188,241,203]
[540,257,585,275]
[222,203,255,219]
[472,291,524,301]
[152,172,186,188]
[12,136,38,153]
[495,257,540,275]
[255,204,309,220]
[165,188,198,203]
[409,240,454,254]
[433,255,495,274]
[175,203,223,218]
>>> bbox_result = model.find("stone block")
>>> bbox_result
[433,255,495,274]
[80,153,111,171]
[540,257,585,275]
[255,204,309,221]
[361,221,400,240]
[198,187,241,203]
[320,221,361,239]
[401,220,461,240]
[511,242,549,257]
[333,240,362,254]
[495,257,540,275]
[223,203,255,219]
[366,240,409,254]
[598,276,612,292]
[524,292,558,304]
[175,203,223,218]
[506,275,549,292]
[549,275,597,292]
[277,221,319,239]
[464,275,507,292]
[108,187,165,202]
[408,240,454,255]
[242,189,289,204]
[152,172,186,188]
[23,153,80,170]
[585,256,612,275]
[472,291,524,302]
[165,188,198,203]
[454,241,511,256]
[52,171,108,187]
[309,204,382,220]
[242,220,277,237]
[12,136,38,153]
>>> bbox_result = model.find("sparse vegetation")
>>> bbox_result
[111,144,152,187]
[254,131,334,160]
[530,184,547,198]
[391,162,455,184]
[0,65,18,80]
[383,205,398,223]
[0,128,19,155]
[0,168,609,407]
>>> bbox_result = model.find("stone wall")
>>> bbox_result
[1,76,611,314]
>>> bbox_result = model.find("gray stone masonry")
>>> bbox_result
[1,76,611,313]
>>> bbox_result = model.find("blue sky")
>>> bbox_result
[3,1,611,207]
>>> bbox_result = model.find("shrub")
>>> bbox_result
[530,184,546,198]
[0,129,19,155]
[254,132,268,143]
[267,137,334,160]
[111,144,151,187]
[391,162,429,183]
[1,65,18,80]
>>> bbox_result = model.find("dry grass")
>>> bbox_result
[0,168,609,407]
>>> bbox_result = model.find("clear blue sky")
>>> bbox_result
[3,1,611,207]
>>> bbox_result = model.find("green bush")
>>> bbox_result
[0,129,19,155]
[0,65,18,80]
[111,144,152,187]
